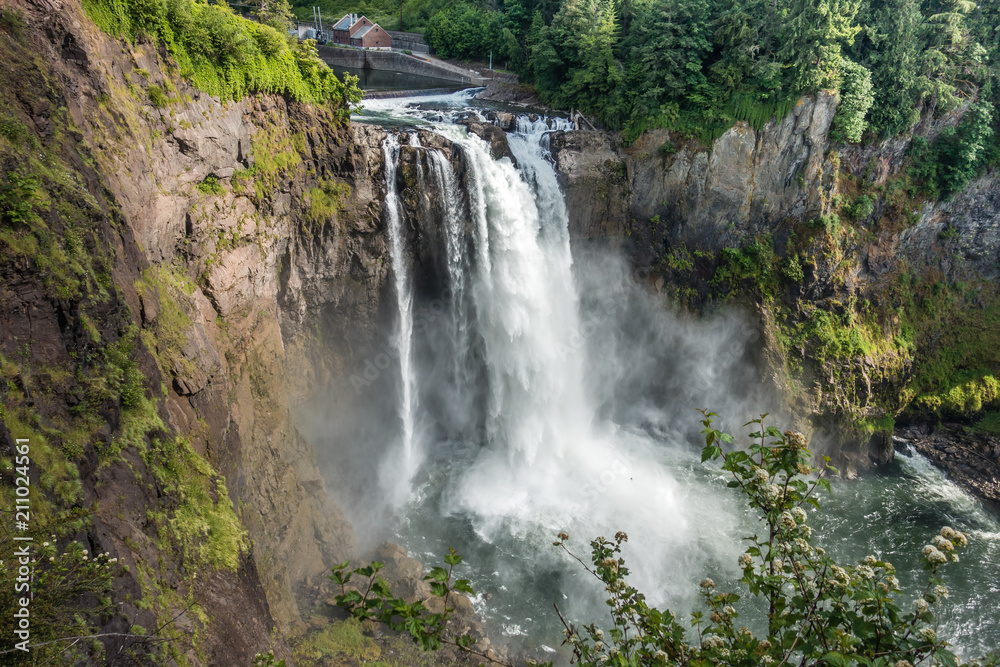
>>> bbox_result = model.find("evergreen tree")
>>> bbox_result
[854,0,926,136]
[921,0,987,109]
[777,0,863,91]
[548,0,625,124]
[254,0,295,31]
[830,56,874,142]
[626,0,713,109]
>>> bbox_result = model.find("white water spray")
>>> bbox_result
[381,135,418,502]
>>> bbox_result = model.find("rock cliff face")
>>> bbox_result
[553,94,840,254]
[0,1,402,662]
[550,93,1000,473]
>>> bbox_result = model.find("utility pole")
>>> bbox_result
[399,0,404,31]
[489,50,492,72]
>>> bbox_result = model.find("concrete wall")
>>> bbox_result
[388,30,429,54]
[316,46,486,85]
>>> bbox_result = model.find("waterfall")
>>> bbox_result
[378,117,741,613]
[380,135,418,502]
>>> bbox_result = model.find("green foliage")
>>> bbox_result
[846,193,874,220]
[147,83,168,108]
[330,547,486,658]
[972,410,1000,434]
[793,307,875,364]
[252,651,287,667]
[333,414,987,667]
[0,539,125,664]
[890,276,1000,421]
[197,175,224,196]
[712,238,780,299]
[145,434,249,572]
[849,0,925,137]
[778,0,863,91]
[135,265,198,383]
[830,57,874,143]
[812,212,842,235]
[253,0,295,31]
[0,171,41,228]
[657,140,677,156]
[306,179,351,226]
[105,325,147,410]
[82,0,362,109]
[424,3,501,60]
[0,7,26,39]
[782,254,806,283]
[910,98,994,199]
[0,129,112,302]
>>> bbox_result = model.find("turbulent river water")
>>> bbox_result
[351,91,1000,661]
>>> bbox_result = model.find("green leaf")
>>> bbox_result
[822,651,847,667]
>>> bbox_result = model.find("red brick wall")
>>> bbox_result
[360,25,391,48]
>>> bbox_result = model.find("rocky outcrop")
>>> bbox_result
[457,113,516,163]
[551,93,839,253]
[897,425,1000,508]
[475,81,542,107]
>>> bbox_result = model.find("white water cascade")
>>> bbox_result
[380,134,418,503]
[355,94,1000,656]
[374,109,748,625]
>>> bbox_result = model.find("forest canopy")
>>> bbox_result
[295,0,999,154]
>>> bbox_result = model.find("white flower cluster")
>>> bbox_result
[921,544,949,565]
[738,553,753,568]
[922,526,969,566]
[940,526,968,548]
[779,511,797,531]
[701,635,725,650]
[764,484,782,503]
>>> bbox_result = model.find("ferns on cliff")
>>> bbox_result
[83,0,361,110]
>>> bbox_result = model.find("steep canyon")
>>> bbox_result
[0,0,999,664]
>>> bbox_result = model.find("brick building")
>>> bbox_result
[330,14,391,49]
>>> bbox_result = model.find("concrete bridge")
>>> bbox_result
[316,45,488,87]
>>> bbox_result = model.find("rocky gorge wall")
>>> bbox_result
[0,1,413,663]
[549,92,1000,484]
